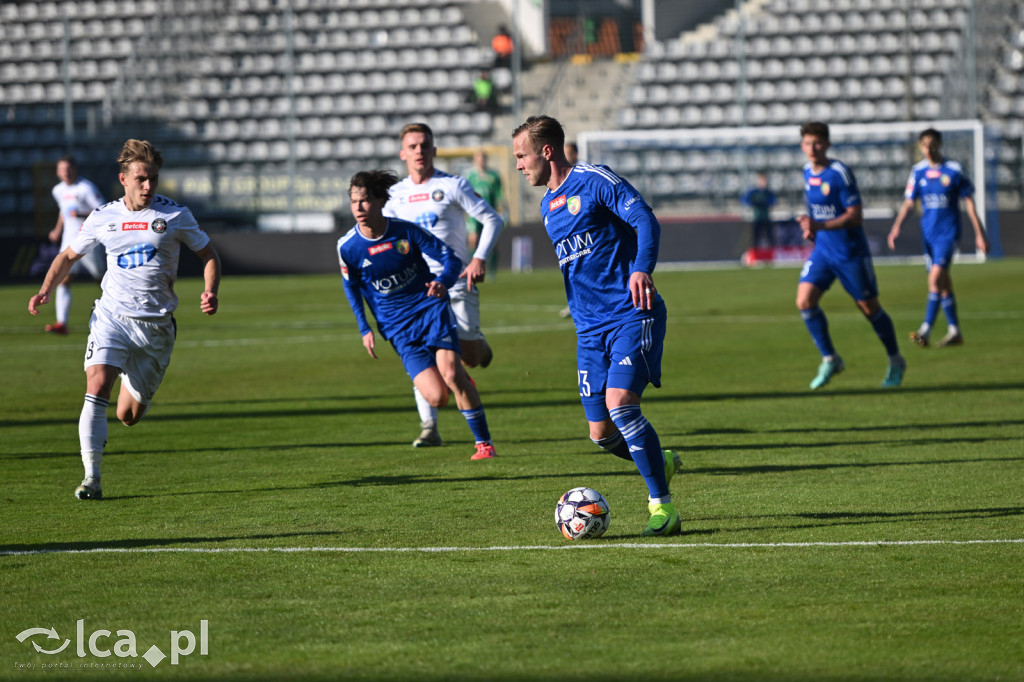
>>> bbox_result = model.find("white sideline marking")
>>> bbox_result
[3,538,1022,557]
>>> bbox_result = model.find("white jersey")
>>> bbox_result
[70,195,210,319]
[383,169,503,279]
[52,177,105,249]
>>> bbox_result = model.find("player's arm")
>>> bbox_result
[800,204,862,240]
[607,178,661,310]
[961,196,990,254]
[458,178,504,289]
[412,225,460,291]
[49,212,64,243]
[29,247,83,314]
[887,198,915,250]
[193,244,221,315]
[339,256,377,358]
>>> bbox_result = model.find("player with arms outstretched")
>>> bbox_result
[512,115,681,536]
[339,170,498,461]
[29,139,222,500]
[796,121,905,389]
[384,123,504,448]
[887,128,989,348]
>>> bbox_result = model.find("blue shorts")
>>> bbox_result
[576,303,666,423]
[924,236,957,270]
[799,250,879,302]
[388,302,461,381]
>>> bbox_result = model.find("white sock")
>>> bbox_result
[79,394,108,477]
[55,284,71,325]
[649,495,672,505]
[413,386,438,425]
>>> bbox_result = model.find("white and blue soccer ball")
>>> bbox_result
[556,487,610,540]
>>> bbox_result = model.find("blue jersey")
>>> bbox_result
[803,159,870,259]
[541,163,662,335]
[337,218,460,340]
[903,158,973,243]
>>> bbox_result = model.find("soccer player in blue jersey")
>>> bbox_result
[338,170,497,461]
[512,116,681,536]
[796,121,906,390]
[887,128,989,348]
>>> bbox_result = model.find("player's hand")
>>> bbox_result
[798,215,817,242]
[976,232,990,255]
[460,258,487,292]
[48,228,61,243]
[200,291,218,315]
[629,271,655,310]
[887,225,901,250]
[362,331,378,359]
[28,292,50,315]
[425,280,447,299]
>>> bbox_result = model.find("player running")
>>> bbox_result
[512,115,681,537]
[384,123,504,448]
[29,139,222,500]
[339,170,498,461]
[887,128,989,348]
[796,121,906,389]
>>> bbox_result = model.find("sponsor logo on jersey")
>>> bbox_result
[808,177,822,187]
[122,221,148,231]
[107,223,117,232]
[431,190,445,202]
[361,258,373,267]
[117,243,158,269]
[555,231,594,267]
[618,356,633,366]
[567,196,581,215]
[549,195,567,211]
[926,169,942,179]
[409,193,430,203]
[371,264,418,294]
[340,262,349,280]
[368,242,393,255]
[151,218,167,233]
[396,239,410,254]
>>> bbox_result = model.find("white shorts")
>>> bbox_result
[84,304,176,405]
[449,282,484,342]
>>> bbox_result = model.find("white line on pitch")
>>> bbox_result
[3,538,1022,557]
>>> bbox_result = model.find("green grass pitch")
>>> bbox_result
[1,259,1022,680]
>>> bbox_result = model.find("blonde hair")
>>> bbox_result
[117,139,163,174]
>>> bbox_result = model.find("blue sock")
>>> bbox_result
[941,294,959,329]
[924,292,941,329]
[593,432,632,461]
[459,407,491,444]
[608,405,668,499]
[868,308,900,356]
[801,307,836,357]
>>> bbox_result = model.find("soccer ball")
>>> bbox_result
[556,487,610,540]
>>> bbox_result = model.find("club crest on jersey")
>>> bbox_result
[821,182,830,196]
[151,218,167,233]
[431,190,445,202]
[941,174,951,186]
[567,196,581,215]
[368,242,393,256]
[549,195,567,211]
[396,239,410,254]
[122,221,148,231]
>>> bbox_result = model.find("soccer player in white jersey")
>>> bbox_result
[45,155,107,335]
[512,115,682,536]
[887,128,989,348]
[383,123,504,448]
[29,140,222,500]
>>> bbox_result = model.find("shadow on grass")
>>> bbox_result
[5,381,1024,429]
[0,530,344,555]
[684,506,1024,536]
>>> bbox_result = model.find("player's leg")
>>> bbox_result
[841,256,905,387]
[116,315,176,426]
[449,285,493,369]
[76,363,120,500]
[929,240,963,347]
[797,260,843,389]
[434,348,496,459]
[396,332,446,446]
[605,310,679,536]
[47,272,74,335]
